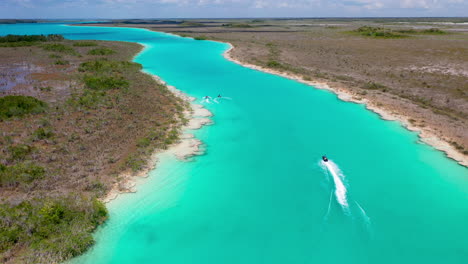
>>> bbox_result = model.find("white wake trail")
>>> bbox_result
[323,160,349,211]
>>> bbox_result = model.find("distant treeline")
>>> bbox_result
[0,34,64,43]
[0,19,39,24]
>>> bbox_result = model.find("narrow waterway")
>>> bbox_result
[1,23,467,264]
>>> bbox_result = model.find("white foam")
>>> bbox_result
[323,160,348,209]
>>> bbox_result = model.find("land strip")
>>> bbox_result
[0,35,188,263]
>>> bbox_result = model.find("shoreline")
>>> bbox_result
[222,43,467,167]
[102,75,212,203]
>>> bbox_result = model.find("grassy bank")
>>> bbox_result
[0,35,187,263]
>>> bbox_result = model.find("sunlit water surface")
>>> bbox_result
[1,23,467,264]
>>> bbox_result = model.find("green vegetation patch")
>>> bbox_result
[194,36,207,40]
[0,95,48,120]
[0,162,45,188]
[84,76,129,91]
[223,23,253,28]
[0,34,64,47]
[87,47,116,56]
[363,81,388,91]
[54,59,69,65]
[0,34,63,43]
[42,43,77,55]
[7,144,34,161]
[0,196,107,262]
[266,60,283,68]
[79,59,142,74]
[353,26,406,38]
[32,127,54,141]
[73,41,98,47]
[421,28,447,34]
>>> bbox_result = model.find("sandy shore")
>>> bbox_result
[102,75,212,203]
[223,43,467,167]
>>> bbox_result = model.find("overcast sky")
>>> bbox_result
[1,0,467,18]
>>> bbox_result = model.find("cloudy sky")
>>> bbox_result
[1,0,467,18]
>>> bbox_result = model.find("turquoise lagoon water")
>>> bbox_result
[1,23,467,264]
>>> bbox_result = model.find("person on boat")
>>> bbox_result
[218,94,222,98]
[322,156,328,162]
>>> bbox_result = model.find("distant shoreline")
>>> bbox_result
[221,43,468,167]
[73,22,468,167]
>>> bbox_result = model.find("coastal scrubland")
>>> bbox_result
[90,18,468,159]
[0,35,187,263]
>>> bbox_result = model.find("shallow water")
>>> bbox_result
[1,23,467,264]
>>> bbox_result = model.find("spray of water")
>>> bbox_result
[322,160,349,211]
[323,189,334,222]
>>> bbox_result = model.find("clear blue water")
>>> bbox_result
[1,23,467,264]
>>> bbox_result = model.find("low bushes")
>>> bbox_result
[84,76,129,91]
[87,47,115,55]
[0,34,63,43]
[42,43,77,55]
[354,26,405,38]
[79,59,141,74]
[0,196,108,262]
[0,162,45,188]
[73,41,98,47]
[0,95,47,120]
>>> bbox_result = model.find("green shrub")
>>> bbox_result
[79,60,141,73]
[54,60,69,65]
[266,60,282,68]
[354,26,405,38]
[40,86,53,92]
[32,127,54,141]
[125,154,146,172]
[7,144,34,161]
[194,36,207,40]
[84,76,129,91]
[73,41,98,47]
[0,196,108,262]
[49,54,62,59]
[421,28,446,34]
[137,137,151,148]
[0,34,63,43]
[0,162,45,188]
[76,90,106,108]
[87,47,115,55]
[363,81,387,90]
[42,43,76,54]
[0,95,47,120]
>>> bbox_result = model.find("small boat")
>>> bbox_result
[322,156,328,162]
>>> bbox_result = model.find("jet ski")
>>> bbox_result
[322,156,328,162]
